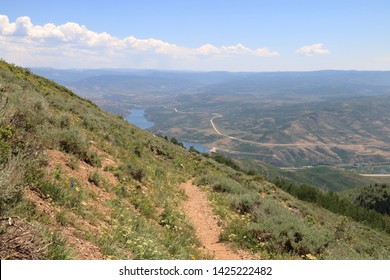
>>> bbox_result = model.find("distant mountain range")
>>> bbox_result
[33,68,390,98]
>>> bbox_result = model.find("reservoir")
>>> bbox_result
[125,109,155,129]
[126,109,210,153]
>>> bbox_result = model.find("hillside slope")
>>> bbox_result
[237,158,389,192]
[1,60,390,260]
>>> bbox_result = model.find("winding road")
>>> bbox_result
[210,113,386,149]
[163,106,388,152]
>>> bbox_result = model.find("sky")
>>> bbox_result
[1,0,389,71]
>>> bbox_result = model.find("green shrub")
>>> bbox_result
[244,180,266,192]
[45,231,73,260]
[193,173,213,186]
[0,156,24,212]
[36,123,61,149]
[88,171,102,186]
[0,125,15,140]
[195,174,246,194]
[189,146,200,154]
[58,128,88,158]
[57,113,71,128]
[82,114,101,131]
[55,210,69,226]
[134,146,142,157]
[113,185,129,198]
[211,153,242,171]
[67,155,79,170]
[251,198,331,256]
[170,137,184,147]
[84,150,102,167]
[129,190,156,218]
[103,165,115,172]
[222,194,333,258]
[50,164,62,180]
[115,162,146,183]
[131,168,146,182]
[160,207,178,229]
[0,140,10,164]
[229,193,261,214]
[210,177,246,194]
[0,125,15,164]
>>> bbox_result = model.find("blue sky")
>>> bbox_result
[1,0,389,71]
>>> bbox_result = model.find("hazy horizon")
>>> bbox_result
[1,0,389,71]
[29,66,390,73]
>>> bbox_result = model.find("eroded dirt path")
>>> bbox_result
[180,180,252,260]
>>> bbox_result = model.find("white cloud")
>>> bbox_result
[0,15,16,34]
[255,47,280,57]
[195,44,221,56]
[221,43,251,54]
[0,15,280,69]
[123,36,186,56]
[296,43,330,56]
[195,44,279,57]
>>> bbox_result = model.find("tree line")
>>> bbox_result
[273,177,390,234]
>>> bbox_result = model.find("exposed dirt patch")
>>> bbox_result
[23,187,105,259]
[24,188,99,236]
[9,148,119,260]
[24,188,56,219]
[61,226,105,260]
[89,143,118,165]
[0,217,43,260]
[180,180,254,260]
[46,149,114,208]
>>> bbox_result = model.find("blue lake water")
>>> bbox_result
[126,109,210,153]
[125,109,155,129]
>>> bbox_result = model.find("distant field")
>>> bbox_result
[360,174,390,177]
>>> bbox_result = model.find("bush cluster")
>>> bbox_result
[274,177,390,233]
[355,184,390,215]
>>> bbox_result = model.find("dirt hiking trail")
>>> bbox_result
[180,180,253,260]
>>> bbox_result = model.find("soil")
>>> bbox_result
[180,180,254,260]
[24,187,105,259]
[9,148,121,260]
[0,217,42,260]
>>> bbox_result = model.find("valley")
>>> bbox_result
[33,68,390,182]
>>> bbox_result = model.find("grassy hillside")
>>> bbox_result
[1,60,390,260]
[237,158,389,192]
[0,60,202,259]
